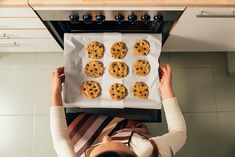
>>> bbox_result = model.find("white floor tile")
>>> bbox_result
[176,113,221,157]
[159,52,169,65]
[35,52,64,70]
[0,53,35,69]
[0,70,35,115]
[32,116,57,157]
[172,68,216,112]
[169,52,227,68]
[214,69,235,111]
[0,116,33,157]
[217,112,235,157]
[34,70,52,115]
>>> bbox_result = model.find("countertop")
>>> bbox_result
[0,0,28,7]
[29,0,235,7]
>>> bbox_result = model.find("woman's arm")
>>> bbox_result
[50,67,76,157]
[151,64,187,156]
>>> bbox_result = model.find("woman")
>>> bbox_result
[50,64,187,157]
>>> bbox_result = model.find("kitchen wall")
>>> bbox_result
[0,52,234,157]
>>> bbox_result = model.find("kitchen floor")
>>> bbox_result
[0,52,234,157]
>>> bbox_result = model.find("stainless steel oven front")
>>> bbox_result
[34,7,184,122]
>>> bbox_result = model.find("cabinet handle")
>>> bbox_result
[197,10,235,18]
[0,33,10,39]
[0,42,19,47]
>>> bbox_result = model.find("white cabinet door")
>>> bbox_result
[163,7,235,52]
[0,39,62,52]
[0,7,37,17]
[0,30,53,39]
[0,18,45,29]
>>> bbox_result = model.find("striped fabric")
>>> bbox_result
[66,112,152,157]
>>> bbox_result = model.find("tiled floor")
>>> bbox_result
[0,52,235,157]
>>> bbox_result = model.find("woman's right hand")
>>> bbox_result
[159,64,175,100]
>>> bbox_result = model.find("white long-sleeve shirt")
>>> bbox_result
[50,97,187,157]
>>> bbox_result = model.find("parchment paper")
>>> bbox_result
[63,33,162,109]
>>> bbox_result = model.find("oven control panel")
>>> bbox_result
[36,10,183,24]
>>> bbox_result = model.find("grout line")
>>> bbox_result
[31,114,35,157]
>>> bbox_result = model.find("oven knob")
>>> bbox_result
[69,14,79,23]
[83,14,92,23]
[96,14,105,24]
[115,14,124,24]
[154,15,163,23]
[141,14,150,24]
[128,14,137,24]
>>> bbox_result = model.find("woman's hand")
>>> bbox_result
[159,64,174,100]
[51,67,65,106]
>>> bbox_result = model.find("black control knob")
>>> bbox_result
[154,14,163,23]
[83,14,92,23]
[115,14,124,24]
[69,14,79,23]
[96,14,105,24]
[141,14,150,24]
[128,14,137,24]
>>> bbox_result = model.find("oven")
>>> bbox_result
[34,7,184,122]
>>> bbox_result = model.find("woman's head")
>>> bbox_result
[89,136,137,157]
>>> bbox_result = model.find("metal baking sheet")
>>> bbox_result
[63,33,162,109]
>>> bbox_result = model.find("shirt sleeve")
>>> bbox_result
[150,97,187,157]
[50,106,76,157]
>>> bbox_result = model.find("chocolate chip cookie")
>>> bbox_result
[85,60,104,78]
[133,40,150,56]
[80,81,101,99]
[86,41,104,59]
[110,42,128,59]
[133,82,149,99]
[109,61,128,78]
[133,60,150,76]
[109,83,128,100]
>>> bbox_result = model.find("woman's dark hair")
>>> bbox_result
[96,151,137,157]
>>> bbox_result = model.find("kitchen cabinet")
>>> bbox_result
[162,7,235,52]
[0,18,46,29]
[0,7,62,52]
[0,8,37,17]
[0,39,61,52]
